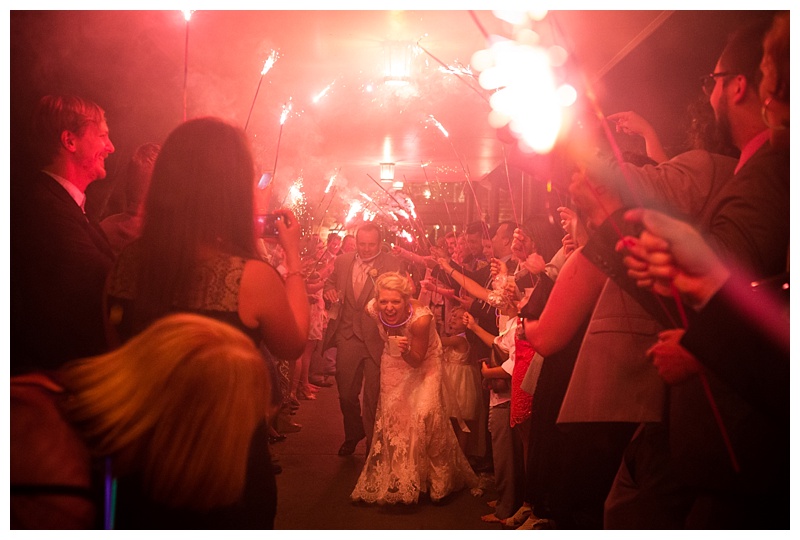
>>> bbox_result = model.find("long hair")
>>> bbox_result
[132,117,258,329]
[59,313,269,510]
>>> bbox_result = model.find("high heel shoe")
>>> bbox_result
[297,389,317,400]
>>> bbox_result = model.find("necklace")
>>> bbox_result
[379,304,413,328]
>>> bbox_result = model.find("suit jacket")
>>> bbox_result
[11,171,115,374]
[323,251,401,362]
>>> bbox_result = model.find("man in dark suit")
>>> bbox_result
[11,95,117,375]
[323,223,401,456]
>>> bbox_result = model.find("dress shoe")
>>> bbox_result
[338,438,363,456]
[277,419,302,434]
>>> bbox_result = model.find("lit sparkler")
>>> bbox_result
[181,10,194,121]
[271,100,292,182]
[244,49,280,132]
[428,114,449,138]
[324,172,337,194]
[313,81,335,103]
[345,200,363,225]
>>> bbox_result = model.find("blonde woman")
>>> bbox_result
[351,272,478,505]
[10,313,276,529]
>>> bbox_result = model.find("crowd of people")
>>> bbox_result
[10,13,788,530]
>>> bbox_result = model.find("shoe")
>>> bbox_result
[517,517,552,530]
[338,438,363,456]
[268,433,287,444]
[502,505,532,528]
[277,420,302,434]
[480,513,503,523]
[297,389,317,400]
[309,376,333,387]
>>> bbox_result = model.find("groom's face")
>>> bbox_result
[356,229,380,259]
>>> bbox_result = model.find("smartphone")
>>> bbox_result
[256,213,280,237]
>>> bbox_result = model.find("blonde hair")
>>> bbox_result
[374,271,413,300]
[59,313,269,510]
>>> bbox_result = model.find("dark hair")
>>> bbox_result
[762,11,789,103]
[30,95,106,167]
[518,275,554,320]
[489,220,516,241]
[465,221,486,237]
[520,215,563,263]
[124,143,161,211]
[718,19,772,93]
[132,117,258,328]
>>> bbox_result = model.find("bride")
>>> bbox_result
[351,272,479,504]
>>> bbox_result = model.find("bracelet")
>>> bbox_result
[284,270,303,279]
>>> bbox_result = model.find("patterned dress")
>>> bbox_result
[351,302,479,504]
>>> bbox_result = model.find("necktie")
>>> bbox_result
[352,259,370,299]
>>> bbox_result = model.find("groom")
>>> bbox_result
[323,223,401,456]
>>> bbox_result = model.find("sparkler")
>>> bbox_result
[366,174,430,250]
[427,115,491,245]
[313,81,335,103]
[271,100,292,182]
[182,10,194,122]
[421,162,454,232]
[244,50,279,132]
[417,39,489,104]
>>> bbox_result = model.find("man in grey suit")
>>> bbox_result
[323,223,401,456]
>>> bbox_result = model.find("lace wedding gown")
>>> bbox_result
[351,302,479,504]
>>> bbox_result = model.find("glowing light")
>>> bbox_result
[261,50,279,76]
[345,200,363,224]
[382,137,393,163]
[365,84,374,93]
[182,10,194,22]
[557,84,578,107]
[392,181,404,190]
[288,177,305,211]
[428,115,449,138]
[493,10,528,26]
[548,45,568,67]
[474,38,563,153]
[280,101,292,125]
[423,188,431,199]
[547,180,552,193]
[324,173,336,194]
[362,208,376,222]
[313,81,334,103]
[399,230,415,243]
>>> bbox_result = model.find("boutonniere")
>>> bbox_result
[368,268,379,279]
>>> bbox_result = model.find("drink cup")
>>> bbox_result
[387,335,402,356]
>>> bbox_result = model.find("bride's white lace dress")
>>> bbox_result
[351,301,479,504]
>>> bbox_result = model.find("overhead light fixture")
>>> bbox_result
[383,41,413,86]
[392,180,404,190]
[380,162,395,181]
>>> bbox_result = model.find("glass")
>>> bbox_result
[701,71,731,96]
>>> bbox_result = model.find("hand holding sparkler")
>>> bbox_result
[615,208,729,309]
[490,257,508,278]
[522,253,546,275]
[511,227,533,261]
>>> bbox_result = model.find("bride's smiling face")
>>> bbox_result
[377,289,407,325]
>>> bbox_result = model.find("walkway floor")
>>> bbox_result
[271,383,502,530]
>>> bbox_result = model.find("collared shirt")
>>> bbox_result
[352,254,377,298]
[42,170,86,213]
[734,129,770,174]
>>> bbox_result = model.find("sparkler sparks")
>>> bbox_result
[182,10,194,22]
[472,14,567,154]
[313,81,335,103]
[345,201,363,225]
[280,101,293,125]
[261,50,279,75]
[324,173,337,194]
[427,115,449,138]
